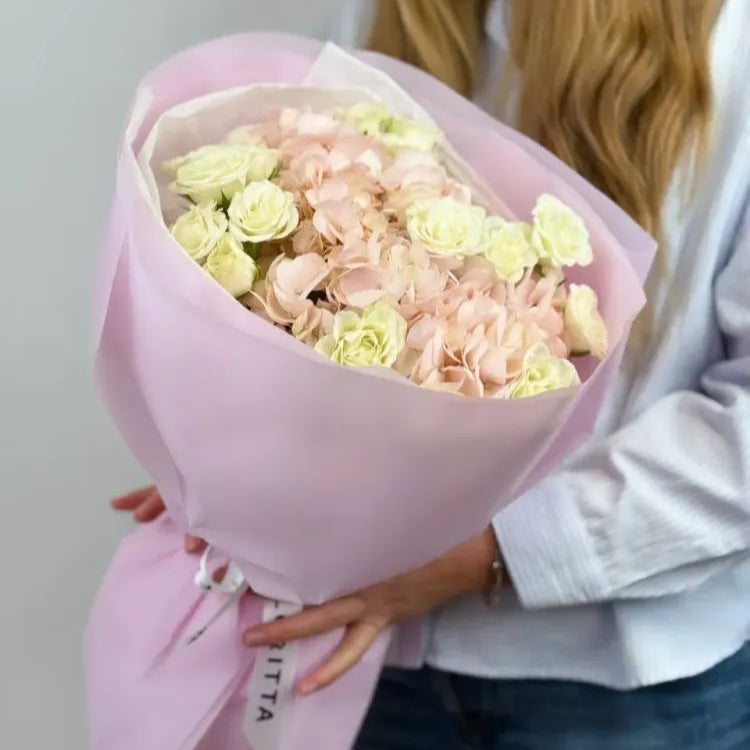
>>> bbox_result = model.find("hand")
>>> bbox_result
[111,485,205,553]
[242,527,498,695]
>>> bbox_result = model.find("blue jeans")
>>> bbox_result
[355,645,750,750]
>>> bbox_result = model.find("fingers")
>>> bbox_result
[113,489,204,552]
[298,622,382,695]
[184,534,207,554]
[111,486,156,511]
[132,490,166,522]
[111,486,166,522]
[243,596,364,647]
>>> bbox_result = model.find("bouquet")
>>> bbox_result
[164,104,606,398]
[87,36,653,750]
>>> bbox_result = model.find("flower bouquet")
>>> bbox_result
[164,103,605,397]
[87,36,653,750]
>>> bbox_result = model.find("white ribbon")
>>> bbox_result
[187,547,303,750]
[243,599,303,750]
[193,545,247,594]
[186,546,248,645]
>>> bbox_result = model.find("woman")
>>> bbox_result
[114,0,750,747]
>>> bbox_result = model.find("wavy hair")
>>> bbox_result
[367,0,719,238]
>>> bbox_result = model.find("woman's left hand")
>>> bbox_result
[242,527,499,695]
[111,486,206,553]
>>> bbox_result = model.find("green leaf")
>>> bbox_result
[243,242,260,261]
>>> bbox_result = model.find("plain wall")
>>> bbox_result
[0,2,343,747]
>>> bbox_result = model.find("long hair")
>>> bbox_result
[367,0,719,240]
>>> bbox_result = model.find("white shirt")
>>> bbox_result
[334,0,750,688]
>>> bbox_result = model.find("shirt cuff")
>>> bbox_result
[492,474,610,609]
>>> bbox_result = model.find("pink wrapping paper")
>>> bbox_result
[87,34,655,750]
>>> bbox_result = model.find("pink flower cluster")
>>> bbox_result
[228,108,572,396]
[211,108,577,396]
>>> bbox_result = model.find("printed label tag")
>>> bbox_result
[243,599,303,750]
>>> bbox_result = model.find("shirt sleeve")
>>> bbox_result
[493,202,750,609]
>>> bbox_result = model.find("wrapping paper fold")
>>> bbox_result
[88,35,655,750]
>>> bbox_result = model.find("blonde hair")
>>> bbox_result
[367,0,719,239]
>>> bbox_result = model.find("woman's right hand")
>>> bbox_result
[111,485,205,553]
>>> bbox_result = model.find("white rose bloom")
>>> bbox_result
[341,102,393,135]
[381,118,442,153]
[169,202,228,262]
[341,103,442,152]
[165,144,279,204]
[228,180,299,243]
[315,302,406,368]
[406,197,487,257]
[244,147,280,181]
[564,283,609,359]
[483,218,538,282]
[507,343,581,398]
[205,234,257,297]
[531,194,593,268]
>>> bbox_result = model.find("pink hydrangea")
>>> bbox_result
[191,104,594,397]
[251,253,329,325]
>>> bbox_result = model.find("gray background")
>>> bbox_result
[1,1,344,746]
